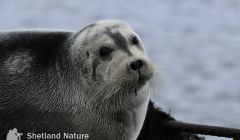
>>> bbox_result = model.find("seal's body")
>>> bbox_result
[0,20,154,140]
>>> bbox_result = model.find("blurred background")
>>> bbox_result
[0,0,239,139]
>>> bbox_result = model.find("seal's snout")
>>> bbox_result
[130,59,144,71]
[128,58,154,85]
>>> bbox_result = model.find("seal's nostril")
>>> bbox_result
[130,59,144,71]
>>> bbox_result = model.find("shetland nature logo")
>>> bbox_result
[6,128,23,140]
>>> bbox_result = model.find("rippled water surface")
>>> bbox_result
[1,0,240,139]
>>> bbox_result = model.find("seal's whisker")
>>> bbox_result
[103,78,131,100]
[148,69,163,97]
[88,79,116,104]
[104,81,123,99]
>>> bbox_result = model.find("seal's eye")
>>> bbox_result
[99,47,113,58]
[131,36,139,45]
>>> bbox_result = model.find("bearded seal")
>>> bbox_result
[0,20,154,140]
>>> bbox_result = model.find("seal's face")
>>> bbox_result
[71,20,154,105]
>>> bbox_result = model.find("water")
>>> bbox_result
[1,0,240,139]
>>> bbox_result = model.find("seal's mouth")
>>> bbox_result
[135,89,138,95]
[134,74,151,96]
[138,70,151,84]
[133,67,153,96]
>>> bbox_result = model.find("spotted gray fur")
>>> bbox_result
[0,20,155,140]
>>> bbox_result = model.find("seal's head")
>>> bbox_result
[70,20,154,109]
